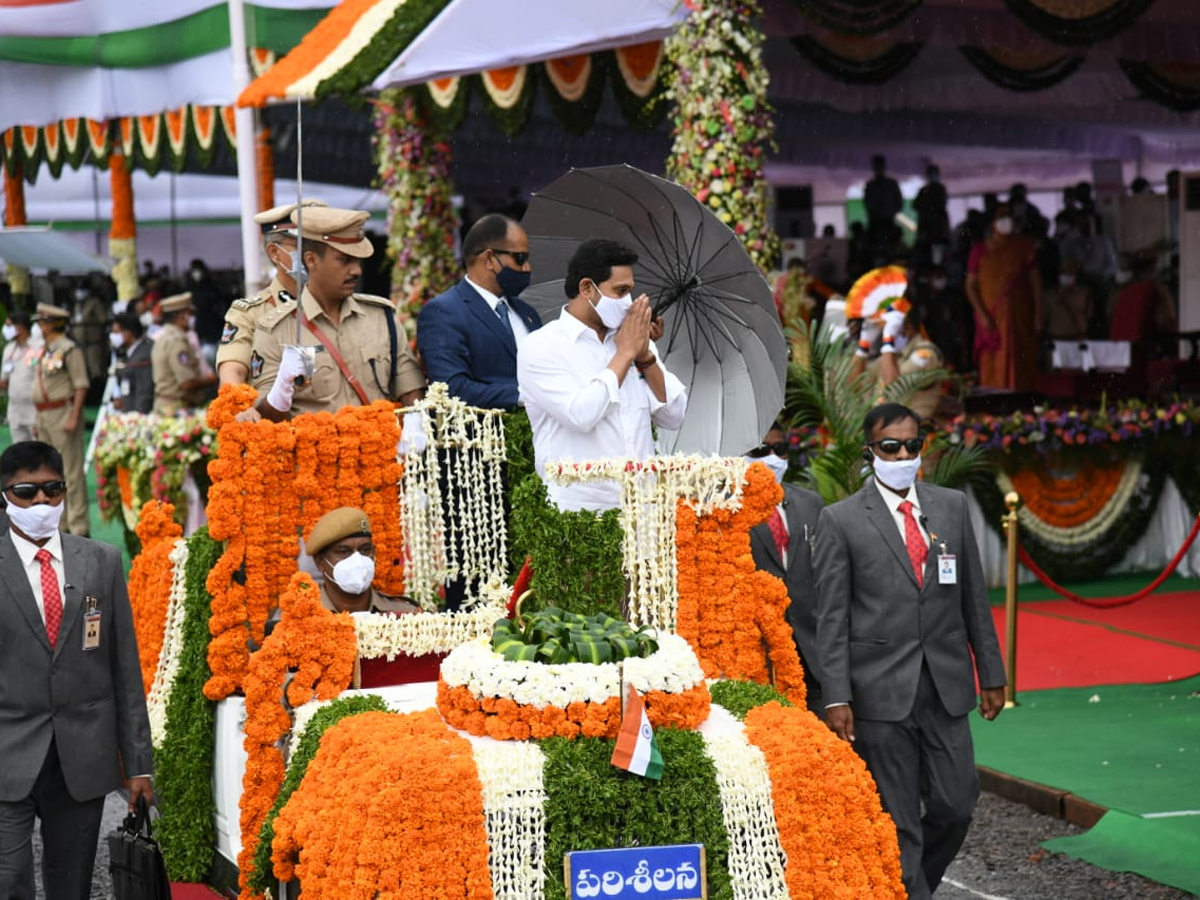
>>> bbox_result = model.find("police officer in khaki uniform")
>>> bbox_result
[31,303,91,535]
[879,306,946,421]
[252,207,426,420]
[306,506,419,615]
[217,199,327,389]
[151,293,214,414]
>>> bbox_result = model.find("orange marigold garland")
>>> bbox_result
[675,464,807,704]
[1009,460,1123,529]
[744,702,905,898]
[238,572,356,900]
[270,709,494,900]
[127,499,183,693]
[436,679,710,740]
[204,396,404,700]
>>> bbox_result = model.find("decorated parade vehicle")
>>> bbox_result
[127,382,905,899]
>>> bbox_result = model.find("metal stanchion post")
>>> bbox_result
[1002,491,1021,708]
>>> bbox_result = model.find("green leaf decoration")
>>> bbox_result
[155,527,222,881]
[491,606,657,665]
[540,732,733,900]
[710,679,792,721]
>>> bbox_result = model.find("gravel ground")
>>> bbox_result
[939,791,1196,899]
[29,788,1197,899]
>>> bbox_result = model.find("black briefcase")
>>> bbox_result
[107,796,172,900]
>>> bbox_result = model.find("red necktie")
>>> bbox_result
[767,508,788,562]
[36,548,63,648]
[897,501,928,587]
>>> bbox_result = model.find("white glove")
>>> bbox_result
[880,308,906,354]
[266,345,310,412]
[397,410,428,456]
[855,317,882,358]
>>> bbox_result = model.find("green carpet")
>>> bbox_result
[988,572,1200,605]
[1043,811,1200,897]
[973,676,1200,895]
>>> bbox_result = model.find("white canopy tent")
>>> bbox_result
[371,0,688,89]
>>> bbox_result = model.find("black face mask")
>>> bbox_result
[495,266,531,299]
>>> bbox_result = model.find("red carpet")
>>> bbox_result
[170,885,224,899]
[990,591,1200,690]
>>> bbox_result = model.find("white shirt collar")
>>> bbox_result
[464,275,504,313]
[10,525,64,566]
[874,477,922,518]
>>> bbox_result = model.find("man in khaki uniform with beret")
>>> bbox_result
[306,506,419,615]
[31,303,91,535]
[217,198,327,390]
[152,293,215,414]
[252,207,426,420]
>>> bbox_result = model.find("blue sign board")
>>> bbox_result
[564,843,705,899]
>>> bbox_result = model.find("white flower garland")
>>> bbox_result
[702,712,790,900]
[147,538,190,749]
[464,736,547,900]
[998,457,1143,548]
[545,456,750,630]
[440,633,705,708]
[353,600,508,661]
[398,384,509,608]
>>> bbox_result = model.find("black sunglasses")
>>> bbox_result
[489,249,530,267]
[3,481,67,500]
[867,438,924,456]
[748,441,789,458]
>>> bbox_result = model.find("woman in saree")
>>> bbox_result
[965,204,1043,390]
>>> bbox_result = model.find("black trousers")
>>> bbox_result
[0,740,107,900]
[852,664,979,900]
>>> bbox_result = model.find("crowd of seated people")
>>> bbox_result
[773,161,1186,403]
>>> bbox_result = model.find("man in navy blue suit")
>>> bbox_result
[418,214,542,409]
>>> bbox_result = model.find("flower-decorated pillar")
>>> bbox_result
[3,158,31,300]
[664,0,779,271]
[109,153,139,303]
[256,125,275,213]
[374,88,458,327]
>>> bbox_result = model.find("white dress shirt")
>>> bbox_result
[873,477,929,547]
[465,276,531,348]
[10,527,66,626]
[517,307,688,511]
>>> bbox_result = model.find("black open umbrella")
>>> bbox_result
[521,164,786,457]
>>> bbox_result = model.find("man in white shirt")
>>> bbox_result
[517,238,687,511]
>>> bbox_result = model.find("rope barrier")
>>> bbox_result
[1017,512,1200,609]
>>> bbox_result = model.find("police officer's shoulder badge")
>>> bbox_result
[221,323,238,344]
[250,351,264,380]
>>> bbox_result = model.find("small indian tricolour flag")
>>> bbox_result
[610,684,663,780]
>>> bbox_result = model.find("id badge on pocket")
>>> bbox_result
[82,596,101,650]
[938,555,957,585]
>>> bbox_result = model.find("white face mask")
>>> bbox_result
[590,286,633,330]
[7,501,65,540]
[327,552,375,595]
[139,312,154,328]
[1059,274,1076,287]
[873,455,922,492]
[931,278,947,291]
[109,331,126,350]
[749,452,789,484]
[2,324,16,341]
[1115,270,1132,285]
[993,218,1014,236]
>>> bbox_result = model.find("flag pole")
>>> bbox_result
[227,0,261,297]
